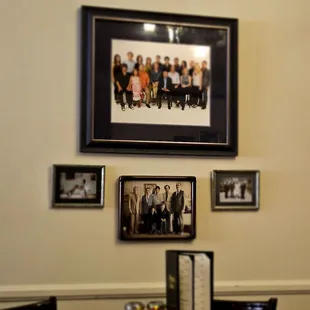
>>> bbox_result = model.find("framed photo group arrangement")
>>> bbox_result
[49,6,261,243]
[51,165,260,241]
[80,6,238,157]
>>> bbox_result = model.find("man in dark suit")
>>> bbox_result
[240,181,247,199]
[141,187,155,233]
[201,60,210,109]
[157,70,173,109]
[171,182,185,234]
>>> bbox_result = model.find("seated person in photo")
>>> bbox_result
[150,206,157,234]
[150,62,162,102]
[139,64,151,108]
[145,57,152,76]
[173,57,182,75]
[157,70,173,109]
[152,55,163,71]
[116,64,133,111]
[180,67,193,108]
[168,65,182,106]
[191,63,203,107]
[124,51,135,75]
[162,56,171,72]
[129,68,142,107]
[134,54,143,71]
[158,203,168,234]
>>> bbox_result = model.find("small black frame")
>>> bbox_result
[80,6,238,157]
[118,175,196,241]
[52,165,105,208]
[211,170,260,211]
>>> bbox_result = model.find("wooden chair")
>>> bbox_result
[3,297,57,310]
[213,297,277,310]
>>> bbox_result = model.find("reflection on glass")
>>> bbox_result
[167,27,174,42]
[144,23,156,32]
[193,46,209,58]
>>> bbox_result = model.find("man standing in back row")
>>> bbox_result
[171,182,185,234]
[201,60,210,109]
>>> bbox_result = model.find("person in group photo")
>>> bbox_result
[139,64,151,108]
[124,51,135,74]
[171,182,185,235]
[128,186,141,234]
[188,60,195,77]
[112,54,122,103]
[145,57,152,75]
[201,60,210,109]
[134,54,143,70]
[191,63,202,107]
[129,68,142,107]
[115,64,133,111]
[157,70,173,109]
[152,55,163,71]
[150,62,162,103]
[180,67,192,107]
[173,57,182,75]
[141,187,155,233]
[162,56,171,72]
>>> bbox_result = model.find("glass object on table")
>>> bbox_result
[146,301,166,309]
[124,302,145,310]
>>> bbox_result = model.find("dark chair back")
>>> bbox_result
[3,297,57,310]
[213,298,277,310]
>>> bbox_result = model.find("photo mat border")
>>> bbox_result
[211,170,260,211]
[80,5,238,157]
[118,175,197,241]
[52,164,105,209]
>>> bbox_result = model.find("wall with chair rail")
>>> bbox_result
[1,0,310,310]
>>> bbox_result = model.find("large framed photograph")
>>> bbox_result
[52,165,105,208]
[80,6,238,157]
[211,170,260,211]
[118,176,196,241]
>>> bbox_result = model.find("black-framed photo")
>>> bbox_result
[80,6,238,157]
[52,165,105,208]
[211,170,260,211]
[118,176,196,241]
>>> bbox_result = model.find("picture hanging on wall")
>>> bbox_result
[80,6,238,157]
[52,165,105,208]
[211,170,260,211]
[118,176,196,241]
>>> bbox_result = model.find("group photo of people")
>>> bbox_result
[111,39,211,127]
[219,177,253,203]
[121,180,194,239]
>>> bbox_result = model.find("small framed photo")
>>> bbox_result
[118,176,196,241]
[211,170,260,211]
[52,165,105,208]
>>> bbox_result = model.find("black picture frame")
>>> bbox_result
[52,165,105,208]
[80,6,238,157]
[211,170,260,211]
[118,175,196,241]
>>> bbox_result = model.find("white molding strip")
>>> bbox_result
[1,280,310,301]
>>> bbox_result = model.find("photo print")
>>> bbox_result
[211,170,260,211]
[111,39,211,126]
[118,176,196,241]
[52,165,105,208]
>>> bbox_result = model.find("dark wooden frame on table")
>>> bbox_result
[118,175,196,241]
[80,6,238,157]
[52,165,105,209]
[211,170,260,211]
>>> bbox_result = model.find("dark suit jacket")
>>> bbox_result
[158,76,173,91]
[202,68,210,88]
[171,190,185,213]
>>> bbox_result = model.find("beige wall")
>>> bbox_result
[1,0,310,309]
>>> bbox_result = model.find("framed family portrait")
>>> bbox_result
[80,6,238,157]
[118,176,196,241]
[211,170,260,211]
[52,165,105,208]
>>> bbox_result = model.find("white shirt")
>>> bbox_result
[168,71,180,84]
[192,72,202,87]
